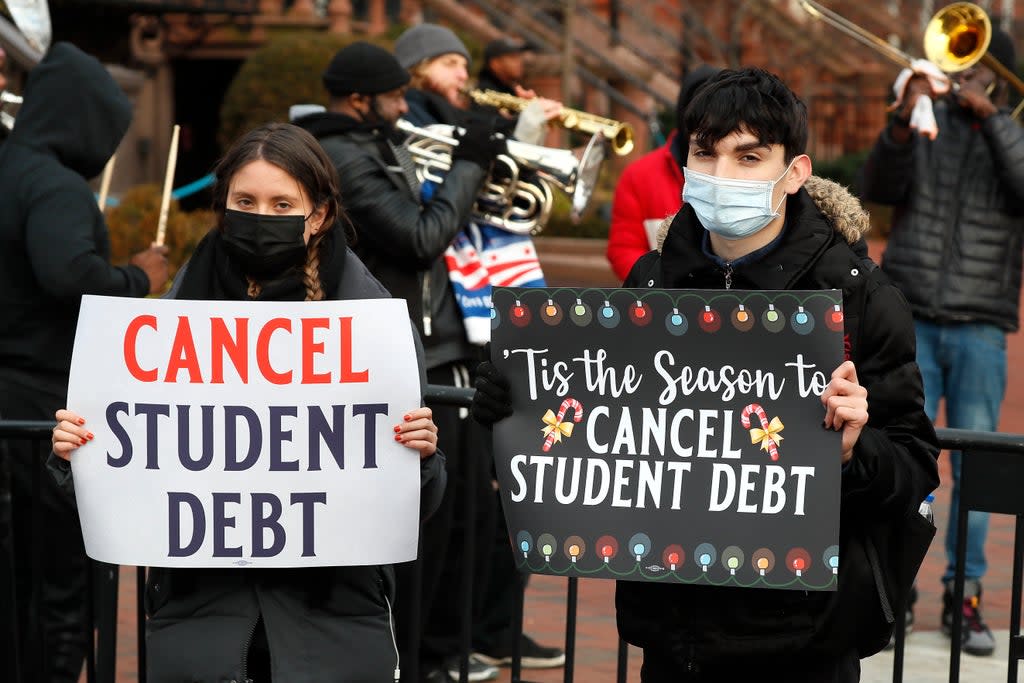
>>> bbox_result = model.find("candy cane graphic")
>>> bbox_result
[542,398,584,452]
[741,403,783,461]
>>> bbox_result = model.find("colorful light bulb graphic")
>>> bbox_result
[791,305,814,335]
[596,534,618,564]
[628,300,652,326]
[516,531,534,559]
[563,535,586,564]
[761,303,786,333]
[569,298,593,326]
[698,305,721,333]
[541,298,563,325]
[510,299,531,327]
[722,546,745,576]
[825,303,844,332]
[628,532,652,563]
[597,300,621,328]
[662,544,685,571]
[786,548,811,577]
[730,304,754,331]
[752,548,775,576]
[538,533,557,562]
[490,305,501,329]
[695,543,717,573]
[665,307,688,336]
[823,545,840,575]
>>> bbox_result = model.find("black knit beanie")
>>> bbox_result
[322,41,410,97]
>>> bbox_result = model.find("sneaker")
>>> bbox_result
[474,634,566,669]
[942,580,996,657]
[443,654,499,682]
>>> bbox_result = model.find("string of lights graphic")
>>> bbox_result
[492,288,844,335]
[513,530,839,589]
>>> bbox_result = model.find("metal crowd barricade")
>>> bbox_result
[4,410,1024,683]
[0,418,119,683]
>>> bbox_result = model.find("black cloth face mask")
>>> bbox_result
[221,208,308,280]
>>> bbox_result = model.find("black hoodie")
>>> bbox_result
[0,42,147,384]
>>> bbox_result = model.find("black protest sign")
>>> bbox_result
[490,287,845,591]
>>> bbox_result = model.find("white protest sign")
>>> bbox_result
[67,295,422,568]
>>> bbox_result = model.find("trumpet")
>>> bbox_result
[465,88,635,156]
[396,118,607,235]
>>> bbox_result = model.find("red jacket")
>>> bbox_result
[606,132,685,280]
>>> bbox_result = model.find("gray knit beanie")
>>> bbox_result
[394,23,471,70]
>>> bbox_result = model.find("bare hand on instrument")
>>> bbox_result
[895,74,937,122]
[820,361,869,465]
[394,407,438,460]
[513,85,564,122]
[52,409,92,461]
[0,47,7,94]
[953,69,999,119]
[131,244,170,294]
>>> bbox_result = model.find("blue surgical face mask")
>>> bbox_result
[682,159,796,240]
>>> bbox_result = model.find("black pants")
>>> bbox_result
[1,373,88,683]
[470,489,527,654]
[640,647,861,683]
[394,362,496,681]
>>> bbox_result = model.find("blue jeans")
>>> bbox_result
[914,320,1007,583]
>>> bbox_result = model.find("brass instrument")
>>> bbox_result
[396,118,606,235]
[466,88,635,156]
[799,1,1024,117]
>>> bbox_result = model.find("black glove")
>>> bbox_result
[471,360,513,427]
[451,119,507,169]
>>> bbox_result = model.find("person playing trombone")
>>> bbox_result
[861,27,1024,658]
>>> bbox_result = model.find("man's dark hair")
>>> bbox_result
[683,67,808,162]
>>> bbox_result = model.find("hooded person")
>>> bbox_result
[0,41,168,683]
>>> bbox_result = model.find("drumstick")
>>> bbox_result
[97,154,116,211]
[154,124,180,247]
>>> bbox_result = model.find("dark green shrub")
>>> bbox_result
[219,32,375,150]
[106,184,215,282]
[812,149,869,195]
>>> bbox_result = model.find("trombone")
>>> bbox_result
[799,1,1024,118]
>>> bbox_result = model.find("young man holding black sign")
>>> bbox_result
[473,67,940,681]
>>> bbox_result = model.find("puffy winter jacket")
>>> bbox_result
[862,100,1024,331]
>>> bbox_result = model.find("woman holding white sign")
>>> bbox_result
[50,122,445,683]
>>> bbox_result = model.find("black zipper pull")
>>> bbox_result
[723,264,733,290]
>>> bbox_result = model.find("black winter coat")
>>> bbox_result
[862,100,1024,331]
[615,178,939,669]
[296,111,484,370]
[0,43,147,386]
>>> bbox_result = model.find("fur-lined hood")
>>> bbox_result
[654,175,871,252]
